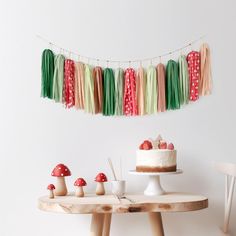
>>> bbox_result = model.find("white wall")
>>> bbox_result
[1,0,236,235]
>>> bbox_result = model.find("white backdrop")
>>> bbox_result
[1,0,236,235]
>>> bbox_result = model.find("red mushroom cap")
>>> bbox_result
[74,178,87,187]
[47,184,55,190]
[95,173,108,182]
[51,164,71,177]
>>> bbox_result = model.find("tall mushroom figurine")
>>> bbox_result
[47,184,55,199]
[74,178,87,197]
[51,164,71,196]
[95,173,108,195]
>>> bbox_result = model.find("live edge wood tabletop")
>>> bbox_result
[38,192,208,236]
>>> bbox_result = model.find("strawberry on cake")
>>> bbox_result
[136,135,177,172]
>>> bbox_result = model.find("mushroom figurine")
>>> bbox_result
[51,164,71,196]
[74,178,87,197]
[95,173,108,195]
[47,184,55,199]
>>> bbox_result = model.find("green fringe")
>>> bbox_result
[114,68,124,116]
[179,55,189,105]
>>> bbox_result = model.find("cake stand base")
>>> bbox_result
[129,169,183,196]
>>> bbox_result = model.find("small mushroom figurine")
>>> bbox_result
[47,184,55,199]
[74,178,87,197]
[51,164,71,196]
[95,173,108,195]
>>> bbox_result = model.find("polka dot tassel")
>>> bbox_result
[136,67,146,115]
[74,62,85,109]
[41,49,54,99]
[52,54,65,103]
[64,59,75,108]
[103,68,115,116]
[179,55,189,105]
[123,68,137,116]
[84,64,95,114]
[157,63,166,112]
[166,60,180,110]
[187,51,200,101]
[199,43,212,96]
[93,66,103,114]
[146,66,157,114]
[115,68,124,116]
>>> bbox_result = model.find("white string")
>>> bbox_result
[36,34,206,65]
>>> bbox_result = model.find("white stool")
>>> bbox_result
[215,162,236,233]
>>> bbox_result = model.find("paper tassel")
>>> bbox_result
[199,43,212,95]
[187,51,200,101]
[179,55,189,105]
[103,68,115,116]
[146,66,157,114]
[124,68,137,116]
[166,60,180,110]
[84,64,95,113]
[93,67,103,114]
[64,59,75,108]
[136,67,146,115]
[41,49,54,99]
[52,54,65,103]
[157,63,166,112]
[74,62,85,109]
[115,68,124,116]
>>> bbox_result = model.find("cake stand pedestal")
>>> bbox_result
[129,169,183,196]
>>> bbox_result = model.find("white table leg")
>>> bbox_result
[145,176,165,196]
[102,213,112,236]
[90,213,105,236]
[148,212,164,236]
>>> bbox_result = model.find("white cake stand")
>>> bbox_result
[129,169,183,196]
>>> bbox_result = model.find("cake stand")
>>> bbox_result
[129,169,183,196]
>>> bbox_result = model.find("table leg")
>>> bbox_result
[148,212,164,236]
[90,213,105,236]
[102,213,112,236]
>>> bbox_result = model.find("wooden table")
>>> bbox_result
[38,192,208,236]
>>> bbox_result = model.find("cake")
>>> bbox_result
[136,135,177,172]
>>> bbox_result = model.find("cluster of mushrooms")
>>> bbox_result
[47,164,108,198]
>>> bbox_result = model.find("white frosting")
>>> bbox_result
[136,149,177,167]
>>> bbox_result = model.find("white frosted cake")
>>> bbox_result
[136,136,177,172]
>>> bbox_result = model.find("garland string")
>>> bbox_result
[103,68,115,116]
[52,54,65,103]
[74,62,85,109]
[157,63,166,112]
[64,59,75,108]
[166,60,180,110]
[199,43,212,95]
[124,68,137,116]
[41,49,54,99]
[146,66,158,114]
[84,64,95,113]
[93,67,103,114]
[187,51,200,101]
[136,67,146,115]
[115,68,124,116]
[179,55,189,105]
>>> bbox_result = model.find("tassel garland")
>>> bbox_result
[157,63,166,112]
[41,49,54,99]
[93,67,103,114]
[136,67,146,115]
[115,68,124,116]
[179,55,189,105]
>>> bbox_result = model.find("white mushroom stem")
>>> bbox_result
[75,186,84,197]
[55,177,68,196]
[96,182,105,195]
[49,190,54,199]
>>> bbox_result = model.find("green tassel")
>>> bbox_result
[179,55,189,105]
[115,68,124,116]
[52,54,65,103]
[103,68,115,116]
[166,60,180,110]
[146,65,158,114]
[41,49,54,99]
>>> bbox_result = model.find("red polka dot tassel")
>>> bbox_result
[64,59,75,108]
[123,68,137,116]
[187,51,200,101]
